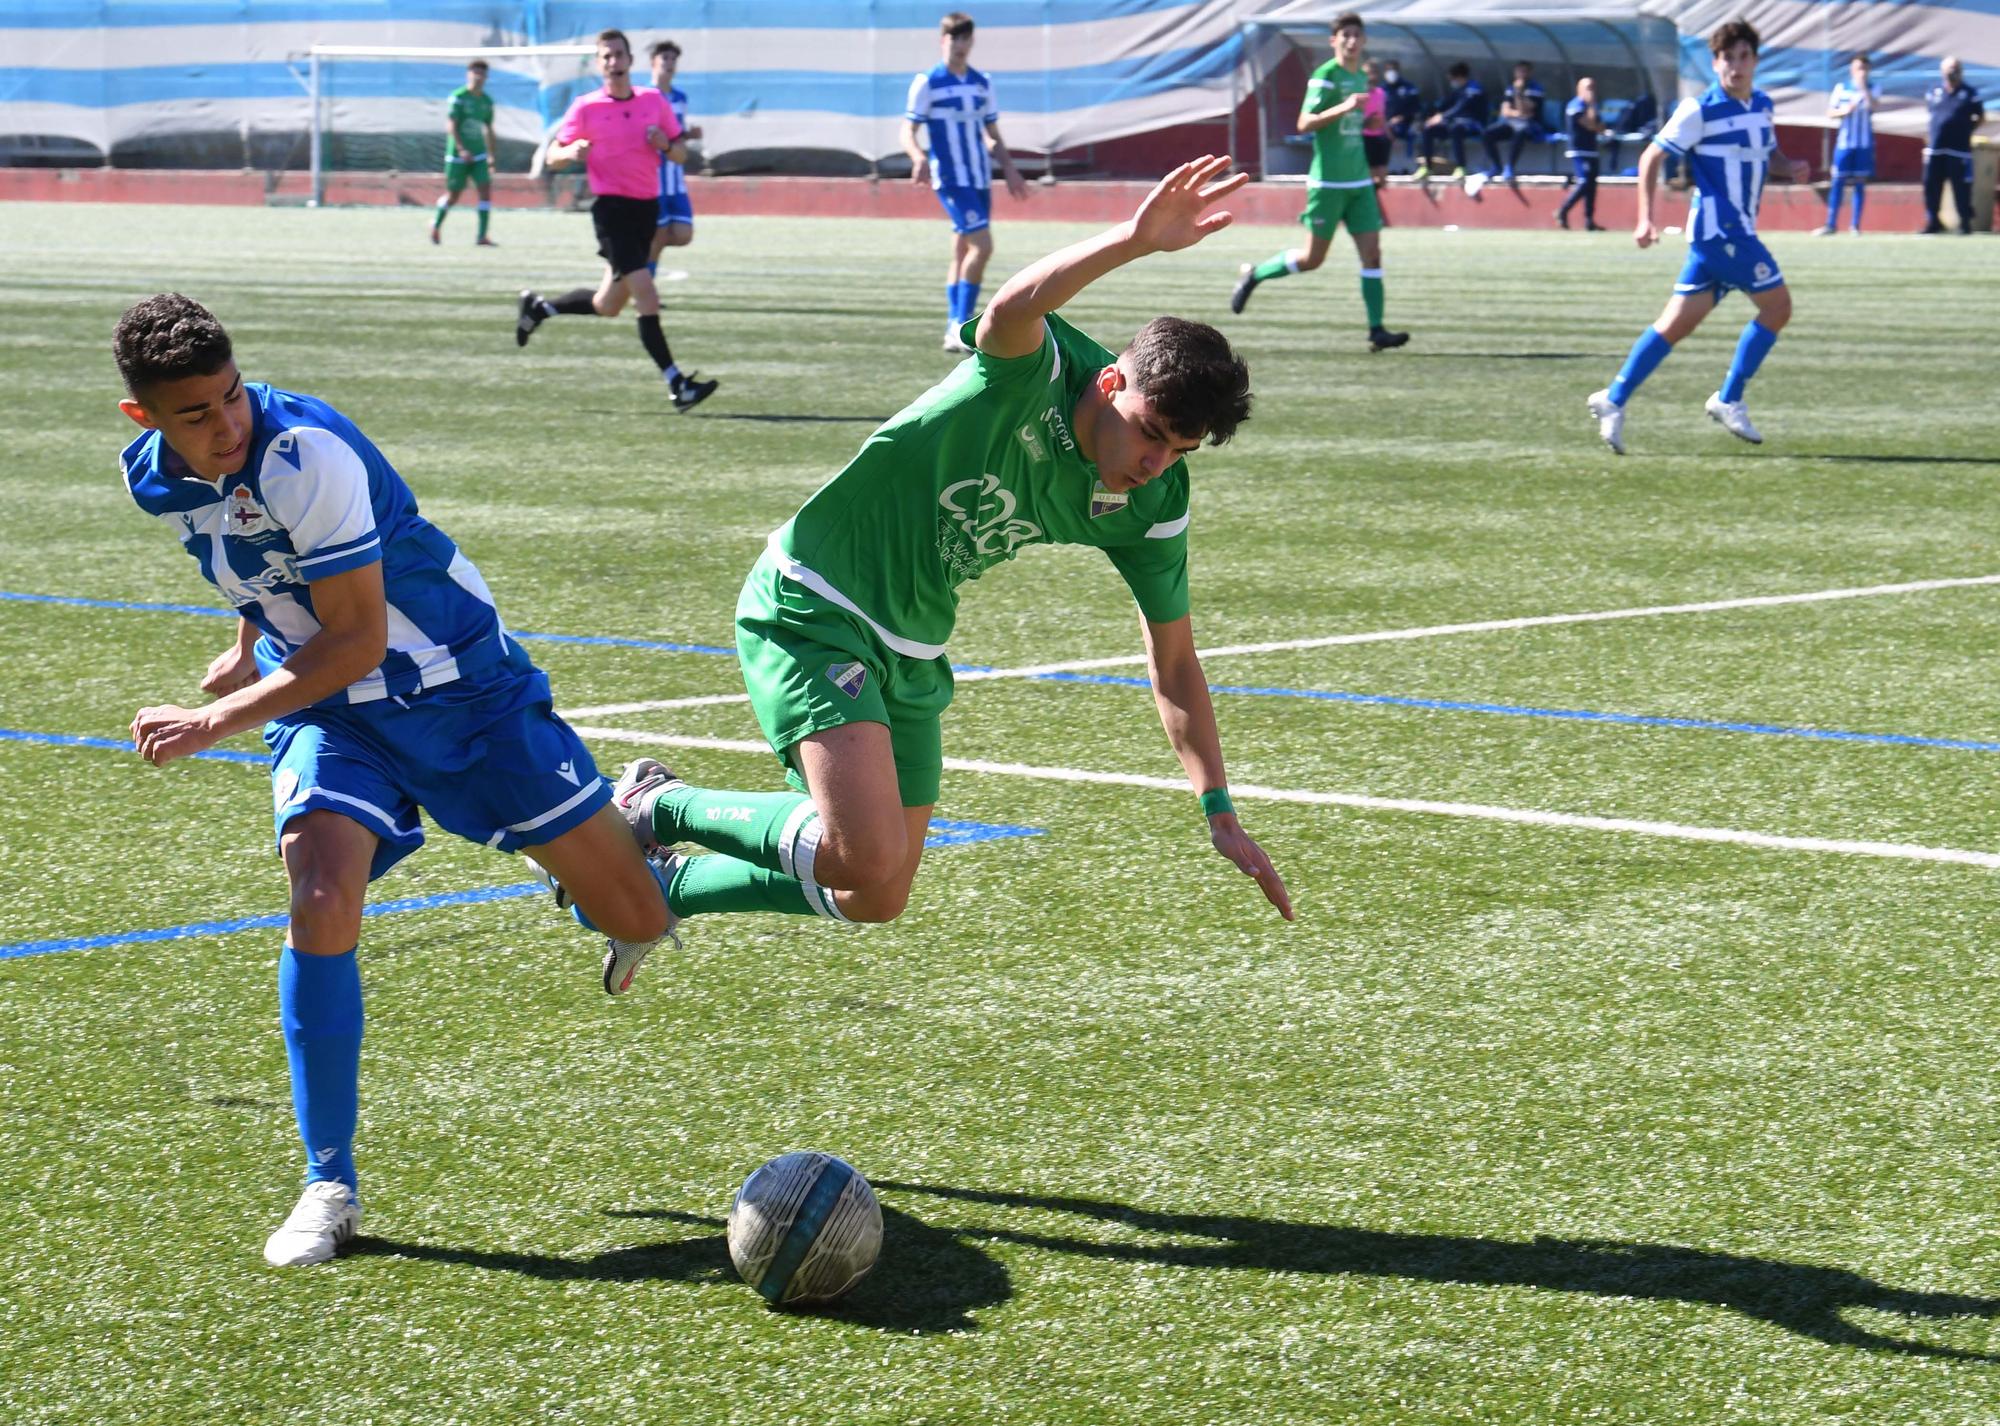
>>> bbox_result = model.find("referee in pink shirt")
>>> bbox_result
[516,28,718,412]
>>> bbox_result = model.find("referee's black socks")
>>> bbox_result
[543,288,596,317]
[636,314,674,377]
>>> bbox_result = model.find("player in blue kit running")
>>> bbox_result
[648,39,699,270]
[114,294,678,1268]
[903,11,1030,352]
[1587,19,1807,455]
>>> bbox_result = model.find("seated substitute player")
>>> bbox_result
[903,11,1031,353]
[114,294,678,1268]
[1817,54,1878,236]
[1230,13,1408,351]
[1413,63,1486,181]
[1587,19,1807,455]
[550,158,1293,935]
[515,28,718,413]
[647,39,701,268]
[430,59,498,246]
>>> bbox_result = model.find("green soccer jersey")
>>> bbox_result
[1305,58,1371,186]
[769,313,1192,658]
[446,86,494,158]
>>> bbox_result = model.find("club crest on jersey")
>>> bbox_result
[827,660,868,698]
[1088,480,1129,519]
[224,484,276,538]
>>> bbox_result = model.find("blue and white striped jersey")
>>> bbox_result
[658,86,690,198]
[1830,80,1878,152]
[906,62,997,190]
[1653,85,1776,241]
[122,383,510,707]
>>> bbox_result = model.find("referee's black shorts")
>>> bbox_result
[592,194,657,278]
[1363,133,1392,169]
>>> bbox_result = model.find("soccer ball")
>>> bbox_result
[726,1151,883,1306]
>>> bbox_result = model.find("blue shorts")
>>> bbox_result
[264,649,609,881]
[935,184,991,235]
[1674,235,1785,301]
[656,189,694,227]
[1832,147,1874,178]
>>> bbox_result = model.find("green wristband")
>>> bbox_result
[1200,787,1235,818]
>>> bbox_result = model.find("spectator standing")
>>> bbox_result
[1556,77,1606,230]
[1922,56,1986,234]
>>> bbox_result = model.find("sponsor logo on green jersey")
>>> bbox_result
[1016,422,1048,462]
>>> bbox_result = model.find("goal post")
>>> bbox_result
[296,43,596,206]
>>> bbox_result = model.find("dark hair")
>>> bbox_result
[114,293,232,396]
[1710,19,1759,56]
[1331,12,1364,33]
[467,59,489,72]
[1447,61,1471,79]
[940,11,974,39]
[651,39,682,60]
[1850,53,1871,68]
[596,28,631,54]
[1124,317,1250,448]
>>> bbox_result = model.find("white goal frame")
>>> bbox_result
[295,43,595,206]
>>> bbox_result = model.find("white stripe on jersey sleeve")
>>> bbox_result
[1146,513,1190,540]
[978,77,998,124]
[1654,94,1705,154]
[258,427,379,577]
[904,71,931,121]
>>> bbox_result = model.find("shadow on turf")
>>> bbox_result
[353,1203,1010,1334]
[877,1181,2000,1363]
[1795,452,2000,467]
[571,408,889,424]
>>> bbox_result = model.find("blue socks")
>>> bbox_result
[278,945,364,1191]
[1849,183,1865,230]
[1608,327,1674,407]
[1826,177,1847,229]
[946,281,982,323]
[1720,320,1779,403]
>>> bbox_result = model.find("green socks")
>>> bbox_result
[654,787,815,872]
[667,855,814,918]
[1251,253,1296,283]
[476,203,490,240]
[1361,268,1385,328]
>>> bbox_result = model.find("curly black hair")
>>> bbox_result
[113,293,232,396]
[1124,316,1252,447]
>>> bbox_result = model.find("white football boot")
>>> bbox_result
[1705,392,1763,444]
[264,1180,360,1267]
[603,849,686,996]
[612,757,685,853]
[1586,389,1627,456]
[942,320,972,354]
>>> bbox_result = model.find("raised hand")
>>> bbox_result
[1130,154,1251,254]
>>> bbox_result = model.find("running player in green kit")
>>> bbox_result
[565,156,1290,968]
[431,59,497,246]
[1230,13,1408,350]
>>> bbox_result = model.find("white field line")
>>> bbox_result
[566,726,2000,872]
[562,572,2000,717]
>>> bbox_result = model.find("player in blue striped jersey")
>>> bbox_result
[114,294,678,1268]
[648,39,700,269]
[1817,55,1879,235]
[902,11,1030,352]
[1587,20,1808,455]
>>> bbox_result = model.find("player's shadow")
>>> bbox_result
[1796,452,2000,467]
[699,413,892,425]
[1399,351,1600,361]
[353,1202,1009,1334]
[879,1181,2000,1362]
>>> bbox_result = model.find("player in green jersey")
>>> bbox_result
[431,60,497,246]
[1230,13,1408,351]
[563,156,1292,941]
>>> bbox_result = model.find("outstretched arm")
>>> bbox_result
[976,154,1247,359]
[1142,613,1294,920]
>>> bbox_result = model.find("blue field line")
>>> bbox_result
[0,590,733,654]
[11,588,1999,754]
[0,727,267,764]
[1025,671,2000,754]
[0,883,547,962]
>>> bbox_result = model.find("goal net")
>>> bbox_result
[297,44,597,201]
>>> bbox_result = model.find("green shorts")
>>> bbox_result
[734,551,954,808]
[445,155,491,190]
[1301,183,1383,238]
